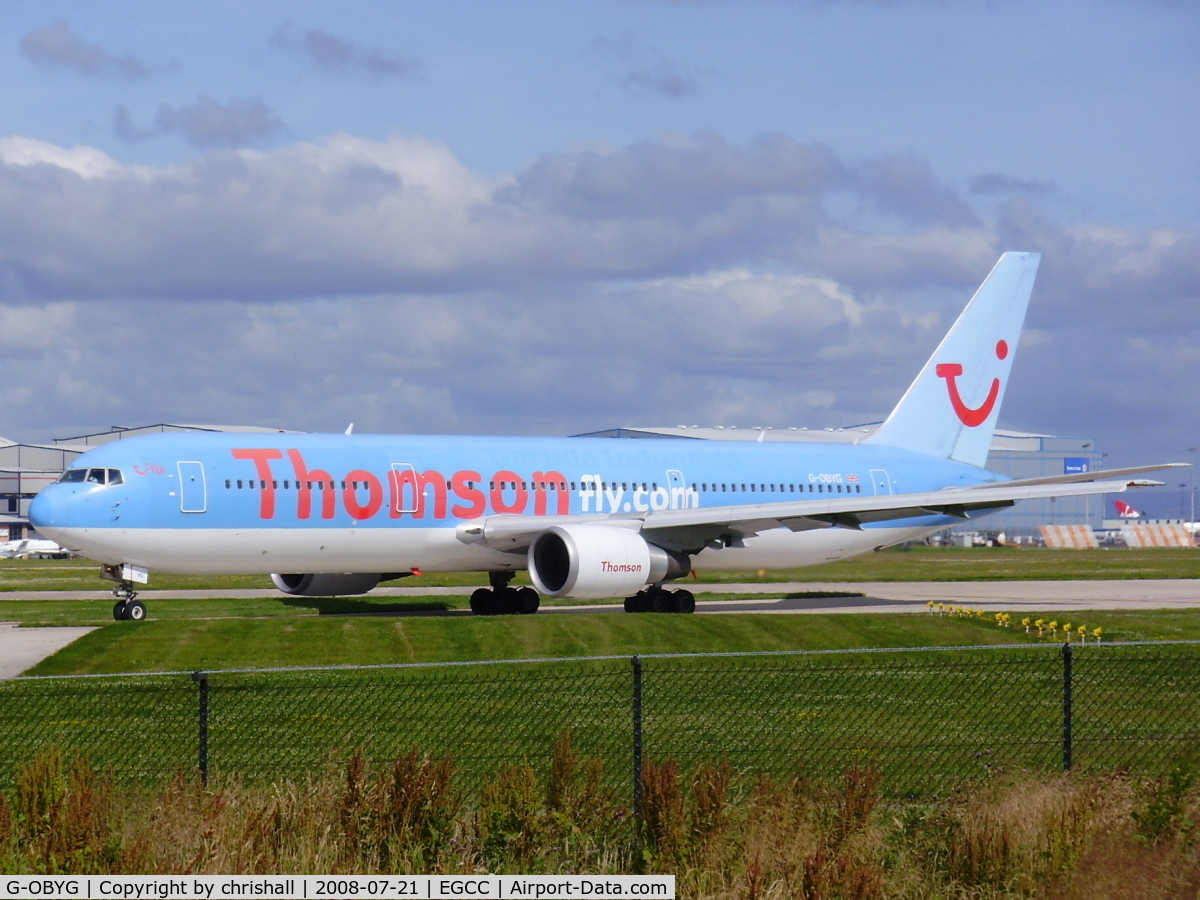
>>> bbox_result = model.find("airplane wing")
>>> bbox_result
[461,463,1186,554]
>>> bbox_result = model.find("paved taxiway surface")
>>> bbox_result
[3,579,1199,676]
[6,578,1200,609]
[0,622,96,678]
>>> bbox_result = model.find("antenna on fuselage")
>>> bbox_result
[345,423,354,435]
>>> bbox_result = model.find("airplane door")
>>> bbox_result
[177,461,207,513]
[666,469,687,509]
[869,469,892,495]
[390,463,419,515]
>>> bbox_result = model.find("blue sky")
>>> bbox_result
[2,0,1198,515]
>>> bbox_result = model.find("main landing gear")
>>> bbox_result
[624,586,696,614]
[111,582,146,622]
[470,572,540,616]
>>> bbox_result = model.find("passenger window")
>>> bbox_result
[225,480,231,489]
[237,480,243,489]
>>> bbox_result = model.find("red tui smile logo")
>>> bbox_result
[936,340,1008,427]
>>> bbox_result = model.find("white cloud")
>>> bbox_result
[0,131,1195,472]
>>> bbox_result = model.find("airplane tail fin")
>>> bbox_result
[1114,499,1141,518]
[863,251,1040,468]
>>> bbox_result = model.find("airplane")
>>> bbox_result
[1113,499,1142,518]
[28,252,1182,622]
[0,537,71,559]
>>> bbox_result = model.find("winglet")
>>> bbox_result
[864,252,1040,468]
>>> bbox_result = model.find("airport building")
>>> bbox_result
[577,424,1104,538]
[1,421,1100,541]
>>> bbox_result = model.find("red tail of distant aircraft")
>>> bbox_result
[1113,499,1142,518]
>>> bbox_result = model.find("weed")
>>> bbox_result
[639,758,684,870]
[477,761,542,868]
[377,750,458,866]
[14,744,66,842]
[1134,765,1196,846]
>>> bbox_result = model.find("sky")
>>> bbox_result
[1,0,1198,516]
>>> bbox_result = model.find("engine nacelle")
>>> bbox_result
[271,573,382,596]
[527,525,688,600]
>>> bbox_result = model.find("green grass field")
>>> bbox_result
[18,607,1200,677]
[3,546,1200,797]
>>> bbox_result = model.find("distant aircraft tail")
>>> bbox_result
[864,251,1040,468]
[1114,499,1141,518]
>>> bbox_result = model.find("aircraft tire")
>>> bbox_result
[122,600,147,622]
[516,586,540,614]
[470,588,494,616]
[674,590,696,614]
[650,591,671,613]
[112,600,127,621]
[496,588,519,615]
[623,595,639,613]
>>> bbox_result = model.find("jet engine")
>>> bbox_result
[271,573,382,596]
[527,524,688,600]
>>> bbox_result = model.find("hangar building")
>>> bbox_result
[576,424,1103,538]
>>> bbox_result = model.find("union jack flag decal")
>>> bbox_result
[846,474,860,483]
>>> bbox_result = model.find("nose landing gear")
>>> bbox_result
[102,564,149,621]
[111,582,146,621]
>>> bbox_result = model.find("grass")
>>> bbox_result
[12,605,1200,677]
[6,625,1200,796]
[8,608,1172,676]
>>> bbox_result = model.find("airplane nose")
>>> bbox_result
[29,488,68,535]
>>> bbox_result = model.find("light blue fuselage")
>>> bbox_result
[30,432,1000,575]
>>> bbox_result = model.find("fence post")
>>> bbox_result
[631,655,643,824]
[192,671,209,786]
[1061,643,1073,771]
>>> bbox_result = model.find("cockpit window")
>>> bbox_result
[59,467,125,486]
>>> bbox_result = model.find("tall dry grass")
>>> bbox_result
[4,741,1200,897]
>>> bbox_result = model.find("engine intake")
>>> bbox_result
[527,525,688,600]
[271,573,382,596]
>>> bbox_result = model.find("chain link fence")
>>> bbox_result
[2,642,1199,803]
